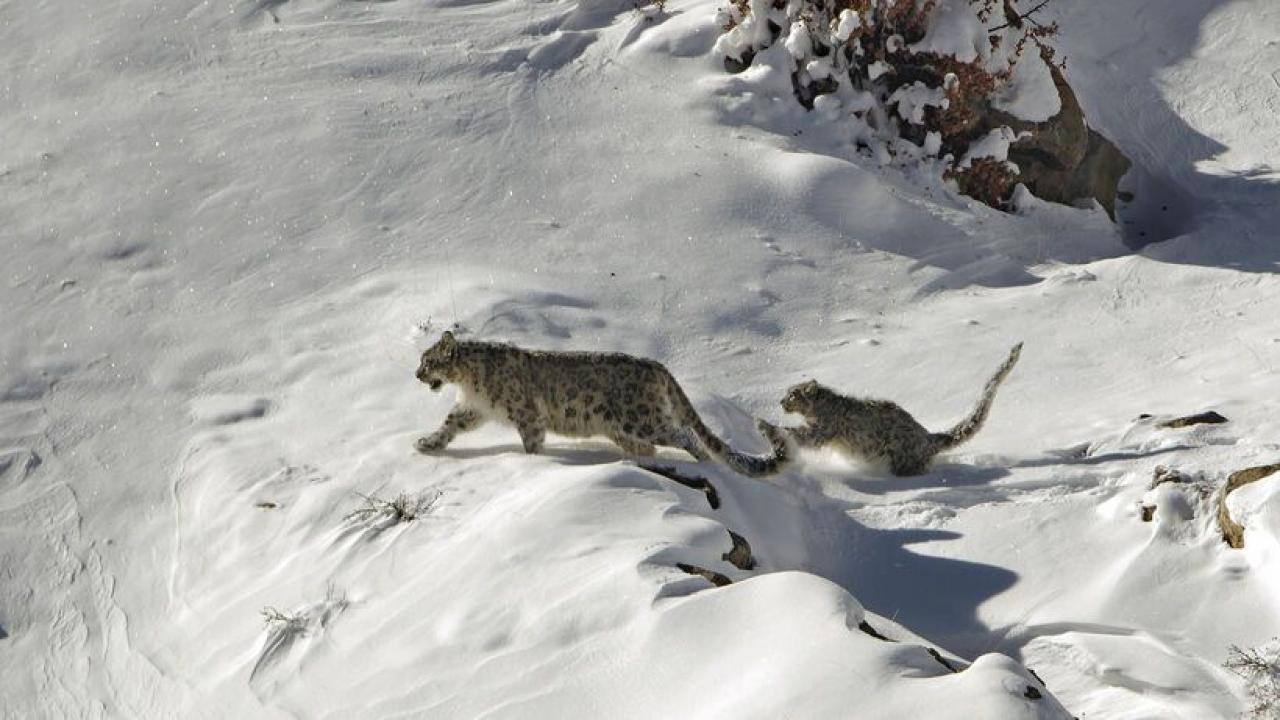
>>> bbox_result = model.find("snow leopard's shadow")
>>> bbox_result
[775,472,1019,660]
[1013,444,1188,469]
[430,442,696,467]
[477,292,604,340]
[839,462,1010,495]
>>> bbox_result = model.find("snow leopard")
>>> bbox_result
[414,332,790,477]
[775,343,1023,476]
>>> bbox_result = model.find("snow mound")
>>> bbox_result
[152,275,1070,717]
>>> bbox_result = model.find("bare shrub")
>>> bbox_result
[947,156,1019,209]
[344,490,441,526]
[261,606,308,633]
[1226,641,1280,718]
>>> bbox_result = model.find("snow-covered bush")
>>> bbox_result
[1226,641,1280,718]
[714,0,1063,209]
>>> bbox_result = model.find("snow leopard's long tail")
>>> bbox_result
[665,377,790,477]
[931,342,1023,451]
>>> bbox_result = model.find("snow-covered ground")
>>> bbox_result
[3,0,1279,717]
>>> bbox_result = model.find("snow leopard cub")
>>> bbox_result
[414,332,790,477]
[776,343,1023,476]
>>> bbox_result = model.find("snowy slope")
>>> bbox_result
[2,0,1279,717]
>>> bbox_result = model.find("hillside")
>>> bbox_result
[2,0,1279,717]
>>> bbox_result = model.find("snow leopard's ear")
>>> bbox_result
[437,330,458,359]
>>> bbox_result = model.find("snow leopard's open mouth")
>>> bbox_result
[428,379,443,391]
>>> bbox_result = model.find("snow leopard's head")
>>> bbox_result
[780,379,823,415]
[416,330,460,391]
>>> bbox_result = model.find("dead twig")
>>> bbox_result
[345,490,441,525]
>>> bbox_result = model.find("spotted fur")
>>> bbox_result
[415,332,789,477]
[777,343,1023,476]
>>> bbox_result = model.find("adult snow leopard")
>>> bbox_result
[414,332,789,477]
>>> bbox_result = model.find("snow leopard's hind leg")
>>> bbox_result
[653,426,710,462]
[610,433,657,457]
[516,420,546,454]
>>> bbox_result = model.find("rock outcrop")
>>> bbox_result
[1219,463,1280,548]
[984,62,1130,218]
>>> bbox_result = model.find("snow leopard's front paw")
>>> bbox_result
[757,419,794,453]
[415,434,448,453]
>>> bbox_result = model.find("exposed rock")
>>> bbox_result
[722,530,755,570]
[675,530,753,589]
[1071,129,1133,219]
[724,50,754,75]
[1142,465,1192,521]
[1141,465,1212,523]
[675,563,733,587]
[858,620,891,642]
[1150,465,1192,490]
[1219,463,1280,548]
[985,62,1130,219]
[642,465,720,509]
[928,647,961,673]
[1159,411,1228,429]
[858,620,964,674]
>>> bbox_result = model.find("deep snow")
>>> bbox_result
[2,0,1279,717]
